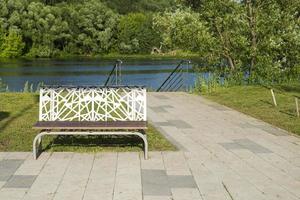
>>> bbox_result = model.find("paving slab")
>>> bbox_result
[141,152,165,170]
[234,138,273,154]
[0,188,27,200]
[53,153,94,200]
[0,159,24,181]
[22,152,73,200]
[0,152,8,160]
[83,153,117,200]
[163,152,191,175]
[113,153,142,200]
[143,195,172,200]
[219,142,244,150]
[152,95,169,100]
[15,153,50,175]
[4,152,30,160]
[3,175,36,188]
[168,175,197,188]
[171,188,202,200]
[142,169,170,196]
[0,181,5,189]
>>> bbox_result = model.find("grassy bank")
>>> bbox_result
[202,84,300,135]
[0,93,176,152]
[98,52,199,60]
[18,52,199,60]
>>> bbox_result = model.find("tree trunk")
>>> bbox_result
[246,0,257,76]
[227,56,235,70]
[215,23,236,70]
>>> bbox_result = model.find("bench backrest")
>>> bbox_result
[39,86,146,122]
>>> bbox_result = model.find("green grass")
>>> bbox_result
[202,83,300,135]
[21,52,199,60]
[0,93,176,152]
[98,52,199,60]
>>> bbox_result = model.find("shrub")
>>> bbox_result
[0,29,25,58]
[117,13,161,54]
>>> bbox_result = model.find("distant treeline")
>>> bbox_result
[0,0,299,83]
[0,0,174,58]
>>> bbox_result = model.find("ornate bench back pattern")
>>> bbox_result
[39,86,147,122]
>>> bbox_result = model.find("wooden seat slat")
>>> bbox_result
[33,121,147,130]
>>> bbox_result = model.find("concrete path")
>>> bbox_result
[0,92,300,200]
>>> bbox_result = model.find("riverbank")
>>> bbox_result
[0,52,199,61]
[98,52,199,60]
[0,53,199,66]
[202,83,300,135]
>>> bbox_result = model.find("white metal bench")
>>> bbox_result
[33,86,148,159]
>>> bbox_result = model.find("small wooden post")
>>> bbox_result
[270,89,277,107]
[296,97,299,117]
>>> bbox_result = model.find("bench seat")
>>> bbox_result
[33,121,147,130]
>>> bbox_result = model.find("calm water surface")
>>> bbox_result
[0,58,199,91]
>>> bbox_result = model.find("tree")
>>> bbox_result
[196,0,249,71]
[67,0,119,54]
[21,2,71,57]
[0,29,24,58]
[178,0,203,10]
[0,24,5,49]
[118,13,160,54]
[182,0,300,82]
[242,0,300,82]
[153,9,215,58]
[103,0,174,14]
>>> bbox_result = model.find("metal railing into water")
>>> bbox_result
[104,59,123,86]
[156,60,191,92]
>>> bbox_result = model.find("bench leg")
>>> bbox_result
[135,131,148,160]
[33,132,45,160]
[144,134,148,160]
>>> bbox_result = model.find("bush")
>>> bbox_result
[153,9,214,54]
[69,0,119,54]
[117,13,161,54]
[0,29,24,58]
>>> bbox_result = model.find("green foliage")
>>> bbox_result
[0,78,8,92]
[0,0,118,57]
[194,75,208,94]
[194,72,224,94]
[0,29,24,58]
[35,82,44,92]
[118,13,160,54]
[67,0,119,55]
[23,81,29,92]
[153,9,215,55]
[188,0,300,84]
[22,2,71,57]
[23,81,34,93]
[0,31,4,51]
[103,0,175,14]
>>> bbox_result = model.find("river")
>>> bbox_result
[0,58,199,91]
